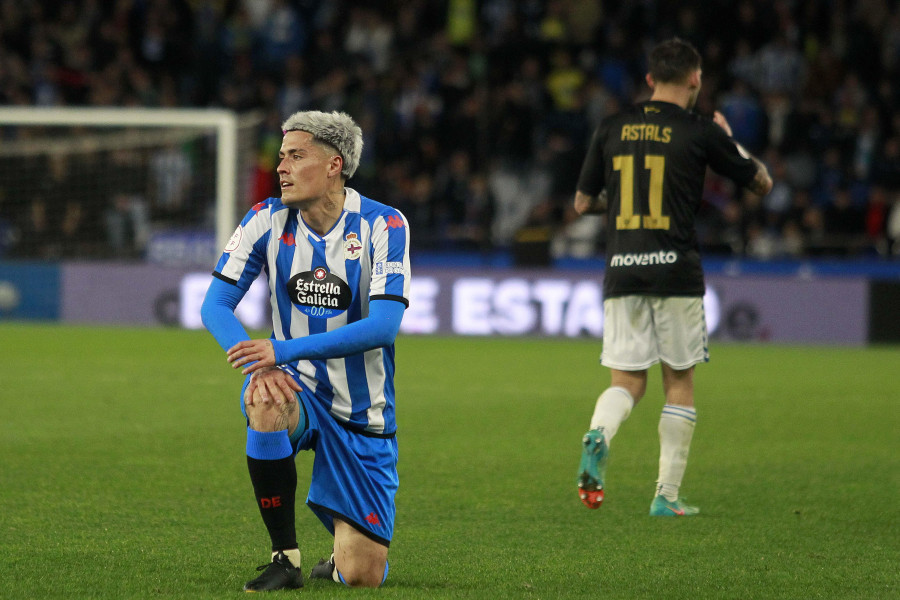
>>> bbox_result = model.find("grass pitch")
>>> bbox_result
[0,323,897,599]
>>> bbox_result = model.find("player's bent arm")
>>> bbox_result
[574,189,608,215]
[747,156,773,196]
[200,276,252,352]
[712,111,772,196]
[273,299,406,364]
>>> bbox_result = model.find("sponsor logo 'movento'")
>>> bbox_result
[609,251,678,267]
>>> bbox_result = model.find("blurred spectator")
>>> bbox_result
[490,162,551,247]
[728,38,759,87]
[824,186,866,253]
[755,33,806,97]
[344,7,393,74]
[887,191,900,254]
[594,29,634,102]
[719,79,768,154]
[852,106,881,181]
[149,142,192,223]
[545,48,585,113]
[431,151,492,248]
[872,136,900,190]
[12,196,55,259]
[762,152,794,221]
[865,185,890,254]
[104,149,150,257]
[814,146,848,207]
[257,0,307,73]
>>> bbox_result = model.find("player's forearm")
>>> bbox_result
[272,299,405,363]
[574,189,608,215]
[201,277,251,352]
[747,156,773,196]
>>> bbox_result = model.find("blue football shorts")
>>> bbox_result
[240,369,399,546]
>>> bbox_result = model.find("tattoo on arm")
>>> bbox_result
[575,190,608,215]
[746,156,773,196]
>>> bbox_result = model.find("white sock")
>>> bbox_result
[656,405,696,501]
[589,386,634,442]
[273,548,302,569]
[329,553,341,583]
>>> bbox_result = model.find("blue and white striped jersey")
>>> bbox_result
[213,188,411,436]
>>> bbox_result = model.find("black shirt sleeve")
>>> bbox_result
[704,120,758,188]
[576,126,606,196]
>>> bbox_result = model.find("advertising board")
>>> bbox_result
[47,263,872,344]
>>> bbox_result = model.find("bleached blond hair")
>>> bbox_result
[281,110,363,179]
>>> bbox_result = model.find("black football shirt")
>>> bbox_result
[577,100,758,297]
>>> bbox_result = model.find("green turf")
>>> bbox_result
[0,323,897,599]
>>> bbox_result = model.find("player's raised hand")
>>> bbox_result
[713,111,733,137]
[228,339,276,373]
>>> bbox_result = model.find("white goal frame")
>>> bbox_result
[0,107,242,251]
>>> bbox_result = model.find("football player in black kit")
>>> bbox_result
[574,38,773,516]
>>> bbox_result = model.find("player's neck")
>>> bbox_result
[649,84,692,110]
[300,188,346,236]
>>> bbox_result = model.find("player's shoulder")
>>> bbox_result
[347,187,408,224]
[238,197,278,228]
[245,196,292,218]
[600,104,643,128]
[652,102,711,126]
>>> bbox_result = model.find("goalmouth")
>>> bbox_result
[0,106,261,256]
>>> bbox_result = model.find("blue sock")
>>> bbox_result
[246,428,293,460]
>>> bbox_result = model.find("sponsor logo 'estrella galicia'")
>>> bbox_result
[286,267,352,318]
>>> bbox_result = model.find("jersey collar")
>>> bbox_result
[343,187,361,213]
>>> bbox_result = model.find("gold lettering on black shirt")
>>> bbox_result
[620,124,672,143]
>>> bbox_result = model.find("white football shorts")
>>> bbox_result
[600,295,709,371]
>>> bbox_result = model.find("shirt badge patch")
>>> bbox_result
[374,261,405,276]
[224,226,242,252]
[344,233,363,260]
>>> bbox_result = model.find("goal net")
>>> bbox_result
[0,107,264,264]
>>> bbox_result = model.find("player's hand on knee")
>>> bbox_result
[245,367,303,407]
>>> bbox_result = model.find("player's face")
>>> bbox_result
[277,130,340,207]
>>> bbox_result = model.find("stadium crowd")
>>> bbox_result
[2,0,900,260]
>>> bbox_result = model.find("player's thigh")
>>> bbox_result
[333,518,388,587]
[601,296,658,370]
[651,296,708,370]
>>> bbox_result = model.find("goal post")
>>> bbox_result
[0,107,262,257]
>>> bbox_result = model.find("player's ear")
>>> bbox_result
[688,69,701,90]
[329,154,344,178]
[645,73,655,89]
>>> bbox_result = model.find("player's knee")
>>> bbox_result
[611,376,646,403]
[336,560,386,588]
[244,391,302,434]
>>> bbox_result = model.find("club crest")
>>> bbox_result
[344,233,363,260]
